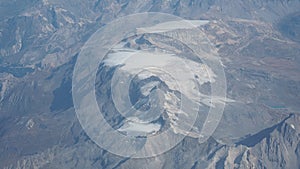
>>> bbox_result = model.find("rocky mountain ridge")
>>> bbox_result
[0,0,299,168]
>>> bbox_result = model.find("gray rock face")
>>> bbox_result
[0,0,300,168]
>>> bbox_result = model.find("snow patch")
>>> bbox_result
[118,120,161,137]
[290,124,295,130]
[137,20,209,33]
[26,119,35,130]
[140,81,160,96]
